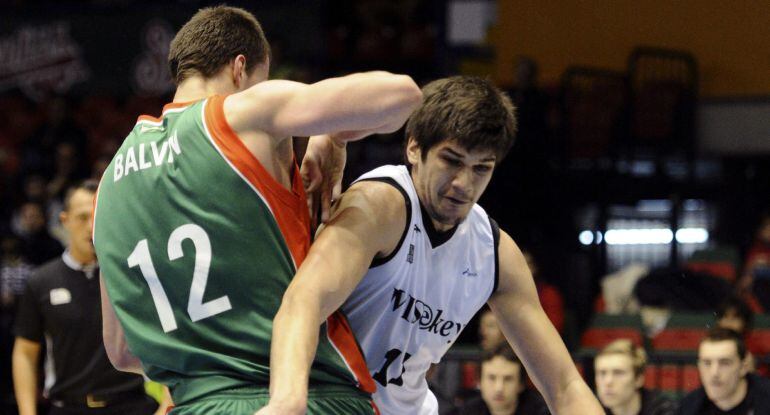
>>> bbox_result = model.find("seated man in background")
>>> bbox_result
[678,328,770,415]
[452,343,549,415]
[594,339,676,415]
[714,296,768,375]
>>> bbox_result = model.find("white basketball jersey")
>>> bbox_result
[343,165,499,415]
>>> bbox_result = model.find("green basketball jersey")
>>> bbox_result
[93,96,374,406]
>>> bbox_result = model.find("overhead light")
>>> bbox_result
[579,228,709,245]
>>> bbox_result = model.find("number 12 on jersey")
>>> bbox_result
[127,223,232,332]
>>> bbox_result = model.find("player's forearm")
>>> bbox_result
[12,352,38,415]
[268,290,322,408]
[551,374,604,415]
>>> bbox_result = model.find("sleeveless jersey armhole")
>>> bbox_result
[355,178,412,268]
[489,217,501,295]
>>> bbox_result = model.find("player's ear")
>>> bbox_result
[406,137,421,165]
[231,55,247,88]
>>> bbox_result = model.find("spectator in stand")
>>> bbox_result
[1,235,35,310]
[739,213,770,311]
[715,296,769,376]
[678,328,770,415]
[716,297,753,335]
[523,249,564,333]
[1,234,34,415]
[595,339,677,415]
[451,343,549,415]
[479,307,506,352]
[10,201,62,266]
[22,96,87,178]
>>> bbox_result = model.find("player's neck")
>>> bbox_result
[174,75,236,103]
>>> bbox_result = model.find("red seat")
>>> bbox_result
[685,261,736,282]
[581,327,644,350]
[643,365,658,389]
[651,328,707,351]
[682,365,701,391]
[657,365,682,391]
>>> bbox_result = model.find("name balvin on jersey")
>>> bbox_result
[390,287,462,338]
[113,129,182,182]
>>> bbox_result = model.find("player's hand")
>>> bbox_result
[301,134,346,226]
[254,400,306,415]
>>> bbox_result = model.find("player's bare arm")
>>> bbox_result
[224,71,422,141]
[257,182,407,415]
[488,231,604,415]
[100,274,143,375]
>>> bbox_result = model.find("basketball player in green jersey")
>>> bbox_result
[92,6,421,415]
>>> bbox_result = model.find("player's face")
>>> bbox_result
[594,354,642,410]
[61,189,95,262]
[480,356,524,413]
[407,138,496,231]
[698,340,748,404]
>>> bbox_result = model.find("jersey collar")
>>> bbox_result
[62,250,97,279]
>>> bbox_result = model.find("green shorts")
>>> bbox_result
[169,387,376,415]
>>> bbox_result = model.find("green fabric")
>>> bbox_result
[169,387,375,415]
[94,99,362,406]
[589,313,644,329]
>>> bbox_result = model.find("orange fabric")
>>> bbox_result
[326,311,376,394]
[203,95,311,266]
[137,101,196,124]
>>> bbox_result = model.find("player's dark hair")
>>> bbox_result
[168,6,270,85]
[405,76,517,162]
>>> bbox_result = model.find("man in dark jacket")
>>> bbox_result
[595,339,677,415]
[453,343,550,415]
[677,328,770,415]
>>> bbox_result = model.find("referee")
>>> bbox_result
[12,180,162,415]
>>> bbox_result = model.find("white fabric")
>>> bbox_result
[343,165,497,415]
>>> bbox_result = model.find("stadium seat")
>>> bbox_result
[580,313,645,351]
[651,313,712,352]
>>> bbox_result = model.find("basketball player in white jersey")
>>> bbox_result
[258,76,603,415]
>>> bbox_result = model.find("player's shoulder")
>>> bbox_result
[346,179,408,216]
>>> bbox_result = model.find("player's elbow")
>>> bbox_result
[104,342,128,370]
[387,75,423,114]
[280,283,325,324]
[106,347,141,373]
[103,336,140,373]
